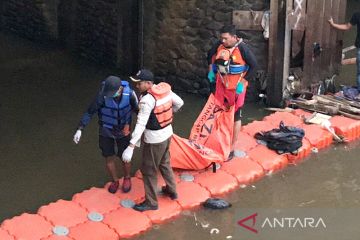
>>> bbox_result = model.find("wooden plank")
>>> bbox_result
[267,0,279,74]
[334,0,348,73]
[288,0,306,31]
[291,0,307,59]
[291,30,304,59]
[232,10,264,31]
[267,0,286,106]
[320,0,333,78]
[303,0,316,87]
[329,0,340,73]
[282,0,293,91]
[310,0,325,83]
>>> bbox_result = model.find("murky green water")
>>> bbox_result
[1,2,360,239]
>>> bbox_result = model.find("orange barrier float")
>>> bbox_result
[173,169,203,182]
[233,132,258,151]
[247,145,288,173]
[42,235,73,240]
[330,115,360,141]
[68,221,118,240]
[38,200,88,228]
[134,170,181,187]
[103,207,151,238]
[1,213,53,240]
[194,169,238,196]
[175,182,211,209]
[302,124,333,149]
[286,138,312,164]
[242,120,275,137]
[4,106,360,240]
[264,111,304,127]
[72,188,120,214]
[221,157,264,186]
[113,177,145,203]
[0,228,14,240]
[144,196,182,224]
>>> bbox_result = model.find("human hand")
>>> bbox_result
[207,70,216,83]
[73,130,82,144]
[328,17,334,25]
[122,146,134,163]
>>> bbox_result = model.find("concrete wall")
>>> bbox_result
[0,0,269,95]
[75,0,118,66]
[1,0,59,41]
[142,0,269,94]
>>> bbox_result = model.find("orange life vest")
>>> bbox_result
[146,82,173,130]
[213,43,249,90]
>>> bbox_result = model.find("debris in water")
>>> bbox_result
[210,228,220,234]
[311,147,319,153]
[298,200,315,207]
[181,210,192,216]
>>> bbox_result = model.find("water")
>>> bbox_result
[0,32,267,223]
[1,3,360,238]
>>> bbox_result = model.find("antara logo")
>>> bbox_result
[238,212,327,233]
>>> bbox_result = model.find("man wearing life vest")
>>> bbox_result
[122,69,184,212]
[73,76,138,194]
[207,25,258,160]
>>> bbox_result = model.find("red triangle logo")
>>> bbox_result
[237,213,258,233]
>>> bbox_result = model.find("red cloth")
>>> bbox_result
[214,76,247,112]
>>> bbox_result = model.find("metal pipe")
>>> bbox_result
[138,0,144,68]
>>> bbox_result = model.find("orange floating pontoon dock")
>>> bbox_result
[2,109,360,240]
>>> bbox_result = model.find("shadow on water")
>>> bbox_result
[1,2,360,238]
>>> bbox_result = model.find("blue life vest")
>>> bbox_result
[100,81,132,130]
[228,64,249,75]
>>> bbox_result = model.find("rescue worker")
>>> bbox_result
[73,76,138,193]
[329,12,360,90]
[122,69,184,211]
[207,25,258,160]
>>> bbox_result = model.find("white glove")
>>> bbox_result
[122,146,134,163]
[73,130,82,144]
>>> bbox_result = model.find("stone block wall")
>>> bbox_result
[142,0,269,94]
[0,0,269,94]
[75,0,118,66]
[1,0,58,41]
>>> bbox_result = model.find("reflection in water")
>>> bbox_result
[1,2,360,238]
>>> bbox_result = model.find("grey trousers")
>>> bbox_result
[140,137,177,206]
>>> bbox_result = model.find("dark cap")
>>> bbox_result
[102,76,122,98]
[130,69,154,82]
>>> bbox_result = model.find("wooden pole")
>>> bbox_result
[267,0,278,74]
[282,0,293,91]
[267,0,286,107]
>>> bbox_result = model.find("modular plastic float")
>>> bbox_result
[2,111,360,240]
